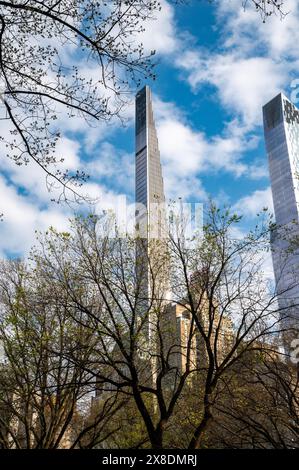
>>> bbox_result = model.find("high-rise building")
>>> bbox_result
[135,85,166,239]
[135,86,169,382]
[135,85,168,300]
[263,93,299,326]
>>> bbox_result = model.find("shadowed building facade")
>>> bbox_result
[263,93,299,328]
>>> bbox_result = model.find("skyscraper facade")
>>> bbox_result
[263,93,299,324]
[135,85,166,239]
[135,86,170,382]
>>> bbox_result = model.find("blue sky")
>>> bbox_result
[1,0,299,258]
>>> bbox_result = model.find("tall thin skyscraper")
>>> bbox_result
[135,85,166,239]
[263,93,299,325]
[135,86,169,375]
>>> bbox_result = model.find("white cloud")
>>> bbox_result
[157,118,206,173]
[0,175,70,257]
[176,51,287,127]
[174,0,299,129]
[0,136,83,203]
[153,97,265,199]
[0,168,132,257]
[87,142,134,195]
[233,187,273,219]
[0,135,133,257]
[138,0,177,55]
[218,0,299,59]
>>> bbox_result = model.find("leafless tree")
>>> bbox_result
[210,1,286,21]
[245,1,285,21]
[0,1,160,202]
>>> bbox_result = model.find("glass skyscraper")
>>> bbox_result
[263,93,299,325]
[135,85,169,306]
[135,86,169,376]
[135,85,166,239]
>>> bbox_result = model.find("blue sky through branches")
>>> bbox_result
[1,0,298,263]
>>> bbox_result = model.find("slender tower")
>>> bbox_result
[263,93,299,328]
[135,86,166,237]
[135,85,167,298]
[135,86,169,378]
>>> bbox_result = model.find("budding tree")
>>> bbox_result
[0,258,123,448]
[0,1,160,202]
[18,204,292,449]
